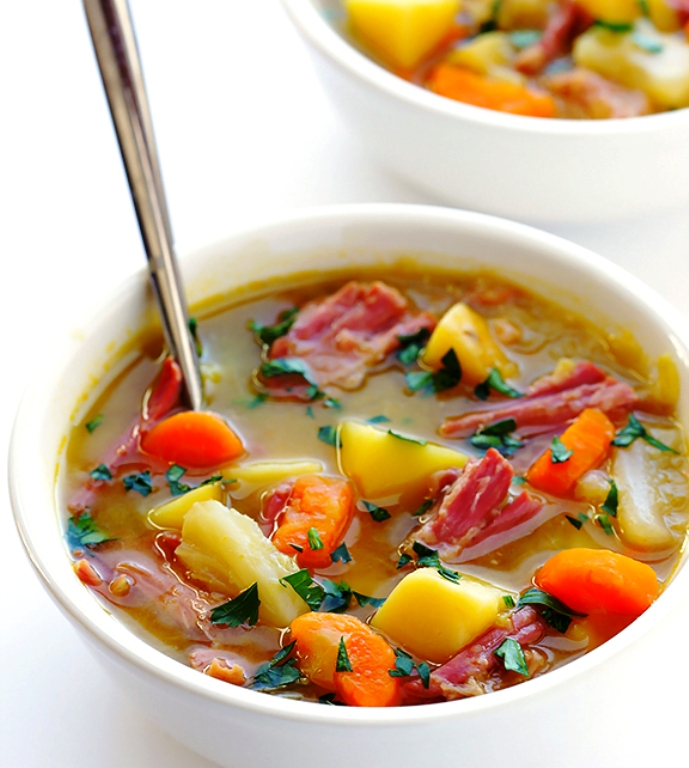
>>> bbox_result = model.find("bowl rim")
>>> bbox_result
[9,203,689,727]
[280,0,689,135]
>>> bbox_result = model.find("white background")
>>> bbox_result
[1,2,688,766]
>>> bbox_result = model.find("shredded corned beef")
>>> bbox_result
[267,281,436,391]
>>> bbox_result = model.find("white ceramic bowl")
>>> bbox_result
[281,0,689,224]
[10,205,689,768]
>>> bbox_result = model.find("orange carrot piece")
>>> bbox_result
[426,64,556,117]
[290,612,401,707]
[526,408,616,497]
[535,548,659,617]
[272,475,354,569]
[141,411,244,469]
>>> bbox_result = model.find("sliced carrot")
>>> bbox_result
[141,411,244,469]
[526,408,616,497]
[426,64,556,117]
[272,475,354,569]
[535,547,659,617]
[290,612,401,707]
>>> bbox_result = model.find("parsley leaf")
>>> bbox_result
[321,580,353,613]
[593,19,634,32]
[397,553,413,570]
[612,414,677,453]
[388,648,429,687]
[85,414,104,433]
[249,307,299,347]
[362,500,391,522]
[494,637,529,677]
[352,591,386,608]
[280,570,325,611]
[336,637,353,672]
[412,499,433,517]
[397,328,431,366]
[470,418,523,458]
[251,642,302,691]
[566,512,588,530]
[387,429,426,446]
[405,349,462,394]
[503,594,516,608]
[474,368,522,401]
[550,436,573,464]
[123,470,153,497]
[307,527,324,551]
[411,541,462,583]
[601,479,618,517]
[165,464,191,496]
[188,317,203,357]
[259,357,322,400]
[66,513,113,550]
[89,464,112,481]
[324,396,341,409]
[518,587,586,633]
[210,583,260,627]
[330,542,352,564]
[596,514,615,535]
[367,414,390,425]
[318,425,341,448]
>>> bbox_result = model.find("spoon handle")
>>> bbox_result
[83,0,203,411]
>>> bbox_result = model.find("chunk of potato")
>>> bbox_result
[573,21,689,109]
[371,568,506,663]
[345,0,461,69]
[574,0,681,31]
[147,482,224,530]
[176,500,309,627]
[446,31,514,75]
[421,301,518,387]
[338,420,467,499]
[496,0,551,29]
[225,460,324,499]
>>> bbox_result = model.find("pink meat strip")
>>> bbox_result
[441,376,636,439]
[404,607,546,702]
[527,360,605,396]
[267,281,436,391]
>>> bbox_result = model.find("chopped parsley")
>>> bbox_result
[470,418,523,457]
[494,638,529,677]
[352,591,386,608]
[632,31,662,53]
[165,464,191,496]
[412,499,434,517]
[518,587,586,633]
[550,436,573,464]
[249,307,299,347]
[596,514,615,536]
[251,641,302,691]
[362,500,391,522]
[509,29,542,50]
[474,368,522,401]
[388,648,430,688]
[307,527,324,551]
[280,570,381,613]
[566,512,588,530]
[281,570,325,611]
[593,19,634,32]
[89,464,112,482]
[612,414,677,453]
[397,328,431,365]
[330,542,352,564]
[321,579,353,613]
[387,429,426,446]
[405,349,462,394]
[210,582,260,627]
[503,594,516,608]
[85,414,104,433]
[411,541,462,583]
[123,470,153,497]
[259,357,322,400]
[317,425,341,448]
[188,316,202,357]
[324,396,341,409]
[601,479,618,517]
[367,414,391,424]
[336,637,353,673]
[318,692,345,705]
[66,512,113,551]
[247,393,268,409]
[396,553,413,570]
[305,405,315,419]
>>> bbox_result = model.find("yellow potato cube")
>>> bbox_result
[338,420,467,499]
[574,0,640,23]
[421,302,518,387]
[147,482,224,530]
[345,0,461,69]
[176,500,309,627]
[446,31,514,75]
[371,568,505,663]
[225,460,324,499]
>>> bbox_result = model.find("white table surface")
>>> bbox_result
[1,2,688,767]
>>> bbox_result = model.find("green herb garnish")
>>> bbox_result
[249,307,299,347]
[494,638,529,677]
[307,527,324,551]
[388,648,429,687]
[397,553,413,570]
[324,396,342,409]
[406,349,462,394]
[601,478,618,517]
[362,500,391,522]
[596,514,615,536]
[330,542,352,564]
[85,414,104,433]
[251,642,302,690]
[188,317,203,357]
[412,541,462,583]
[123,470,153,497]
[387,429,426,446]
[352,591,386,608]
[632,31,663,53]
[367,414,391,424]
[66,513,113,550]
[612,414,677,453]
[165,464,191,496]
[518,587,586,633]
[565,513,588,530]
[89,464,112,482]
[593,19,634,32]
[317,425,341,448]
[503,594,516,608]
[259,357,322,400]
[397,328,431,365]
[550,436,573,464]
[509,30,542,50]
[474,368,522,401]
[336,637,353,673]
[321,580,354,613]
[281,570,325,611]
[470,418,523,457]
[412,499,433,517]
[210,582,260,627]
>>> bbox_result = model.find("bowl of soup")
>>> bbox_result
[280,0,689,223]
[9,204,689,767]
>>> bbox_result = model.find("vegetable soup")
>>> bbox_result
[63,265,689,706]
[339,0,689,118]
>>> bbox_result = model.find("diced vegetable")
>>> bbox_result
[573,21,689,109]
[496,0,552,29]
[271,475,355,569]
[535,547,659,616]
[526,408,616,497]
[148,481,224,529]
[345,0,461,69]
[370,568,506,663]
[446,31,515,74]
[643,353,680,414]
[339,420,467,498]
[574,0,681,31]
[141,411,244,469]
[421,301,518,386]
[290,612,401,706]
[426,64,557,116]
[226,460,323,490]
[176,500,309,627]
[611,429,685,551]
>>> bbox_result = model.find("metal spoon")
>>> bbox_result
[83,0,203,410]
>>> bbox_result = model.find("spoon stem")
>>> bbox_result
[83,0,203,411]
